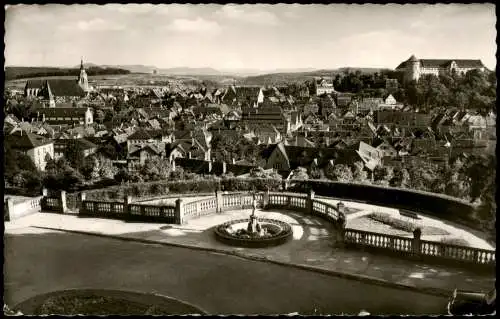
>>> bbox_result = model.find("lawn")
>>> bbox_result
[367,212,450,236]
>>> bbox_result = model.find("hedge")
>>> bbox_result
[83,178,283,201]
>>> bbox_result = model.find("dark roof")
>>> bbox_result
[128,129,167,140]
[36,107,89,117]
[264,143,339,169]
[5,130,53,149]
[235,87,262,100]
[397,57,484,70]
[26,79,85,97]
[54,138,97,150]
[174,158,211,174]
[174,130,192,140]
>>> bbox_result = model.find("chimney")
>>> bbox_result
[222,161,227,175]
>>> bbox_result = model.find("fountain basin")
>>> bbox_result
[214,218,293,248]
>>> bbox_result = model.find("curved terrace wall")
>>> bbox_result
[75,178,478,231]
[288,180,476,229]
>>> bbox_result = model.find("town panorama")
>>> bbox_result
[3,4,496,316]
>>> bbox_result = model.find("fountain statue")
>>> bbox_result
[247,194,263,236]
[214,191,293,247]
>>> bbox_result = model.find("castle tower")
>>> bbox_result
[406,54,421,82]
[77,57,89,92]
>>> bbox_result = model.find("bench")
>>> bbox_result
[399,210,420,220]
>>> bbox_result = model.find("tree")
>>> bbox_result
[65,140,86,171]
[391,168,410,188]
[373,165,394,186]
[291,167,309,180]
[352,161,368,183]
[94,109,105,124]
[331,164,353,182]
[140,157,171,181]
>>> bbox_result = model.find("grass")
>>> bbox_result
[36,295,171,315]
[368,212,450,236]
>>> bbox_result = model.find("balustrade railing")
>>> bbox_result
[43,190,496,269]
[344,229,413,253]
[81,200,176,223]
[420,240,496,266]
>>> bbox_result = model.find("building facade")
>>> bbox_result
[396,55,486,82]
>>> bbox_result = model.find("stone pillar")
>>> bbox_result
[336,211,347,248]
[216,191,223,213]
[222,161,227,175]
[307,189,315,215]
[5,197,14,222]
[79,192,86,213]
[59,190,67,214]
[175,198,185,225]
[337,202,346,218]
[124,195,132,216]
[412,228,422,258]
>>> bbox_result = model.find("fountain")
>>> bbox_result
[214,193,293,248]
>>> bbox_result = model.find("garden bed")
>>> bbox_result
[368,212,450,236]
[15,289,206,315]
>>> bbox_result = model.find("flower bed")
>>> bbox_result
[368,212,450,236]
[15,289,206,315]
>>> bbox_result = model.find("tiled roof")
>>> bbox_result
[55,138,97,150]
[128,129,166,140]
[26,79,85,97]
[36,107,89,117]
[5,130,53,149]
[174,130,192,141]
[129,144,163,156]
[397,58,484,70]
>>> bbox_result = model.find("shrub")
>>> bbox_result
[369,212,416,232]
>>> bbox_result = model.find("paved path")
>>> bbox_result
[5,228,450,315]
[6,209,495,297]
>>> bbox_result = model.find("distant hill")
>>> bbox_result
[159,67,223,76]
[239,68,391,86]
[5,66,130,81]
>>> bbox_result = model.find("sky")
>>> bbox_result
[4,4,497,71]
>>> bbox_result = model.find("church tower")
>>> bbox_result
[77,57,89,92]
[41,80,55,108]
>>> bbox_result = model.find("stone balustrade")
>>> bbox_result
[36,189,495,270]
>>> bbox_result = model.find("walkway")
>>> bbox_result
[6,206,495,296]
[5,228,450,315]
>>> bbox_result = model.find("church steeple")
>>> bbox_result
[78,57,89,93]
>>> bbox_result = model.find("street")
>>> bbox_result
[4,228,449,315]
